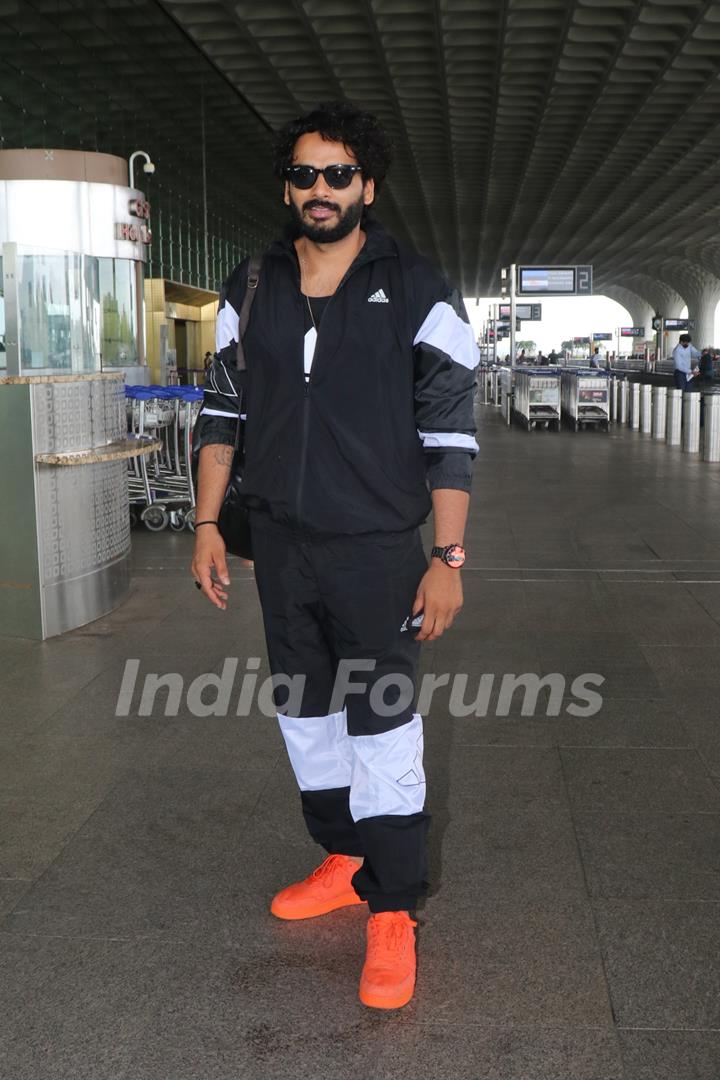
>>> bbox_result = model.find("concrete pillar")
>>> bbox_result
[655,263,720,353]
[604,284,654,348]
[683,283,720,351]
[621,275,686,362]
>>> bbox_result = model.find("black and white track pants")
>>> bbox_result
[251,514,430,913]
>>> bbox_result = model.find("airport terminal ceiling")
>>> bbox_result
[2,0,720,308]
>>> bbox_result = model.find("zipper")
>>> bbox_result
[290,241,398,526]
[295,388,311,525]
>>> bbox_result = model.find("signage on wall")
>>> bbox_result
[116,197,152,244]
[129,198,151,219]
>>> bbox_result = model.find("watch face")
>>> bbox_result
[446,545,466,568]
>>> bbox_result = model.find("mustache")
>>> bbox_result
[303,199,341,213]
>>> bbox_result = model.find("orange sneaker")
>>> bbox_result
[270,854,366,920]
[359,911,417,1009]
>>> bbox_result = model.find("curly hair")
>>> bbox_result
[273,101,393,194]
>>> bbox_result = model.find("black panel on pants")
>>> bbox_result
[251,514,427,728]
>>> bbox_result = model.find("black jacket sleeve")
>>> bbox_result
[191,261,248,456]
[411,259,479,492]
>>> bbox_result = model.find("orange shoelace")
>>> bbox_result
[309,854,352,885]
[367,912,417,960]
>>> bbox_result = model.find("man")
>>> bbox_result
[671,333,701,390]
[190,102,478,1010]
[698,345,715,389]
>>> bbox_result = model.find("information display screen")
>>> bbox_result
[620,327,645,337]
[517,265,592,296]
[592,333,612,341]
[520,268,574,293]
[499,303,542,321]
[664,318,689,331]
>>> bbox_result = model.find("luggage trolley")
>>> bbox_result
[126,385,204,531]
[561,369,610,431]
[512,369,561,431]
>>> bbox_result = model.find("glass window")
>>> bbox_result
[16,250,89,373]
[98,257,138,369]
[14,249,139,374]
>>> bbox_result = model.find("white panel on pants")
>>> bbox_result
[278,710,353,791]
[349,713,426,821]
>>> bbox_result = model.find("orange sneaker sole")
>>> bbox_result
[359,971,416,1010]
[270,890,366,921]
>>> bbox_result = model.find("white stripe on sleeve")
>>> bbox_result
[414,301,479,371]
[417,430,479,452]
[216,299,240,353]
[200,408,240,419]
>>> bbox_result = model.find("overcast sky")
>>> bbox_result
[464,295,635,353]
[462,295,720,354]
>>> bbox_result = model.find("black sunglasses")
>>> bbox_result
[284,164,363,190]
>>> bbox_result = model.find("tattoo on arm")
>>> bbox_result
[213,445,234,467]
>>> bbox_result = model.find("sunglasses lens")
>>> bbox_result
[289,166,317,189]
[325,166,354,189]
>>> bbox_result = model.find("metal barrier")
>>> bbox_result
[485,368,502,407]
[652,386,667,440]
[619,379,629,424]
[498,368,513,424]
[666,389,683,446]
[476,366,505,407]
[493,370,720,469]
[704,393,720,462]
[640,383,653,434]
[610,376,618,422]
[682,393,701,453]
[630,382,641,430]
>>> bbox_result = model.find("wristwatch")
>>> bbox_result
[431,544,466,568]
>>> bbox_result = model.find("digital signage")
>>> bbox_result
[517,266,592,296]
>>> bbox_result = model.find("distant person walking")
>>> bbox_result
[698,346,715,390]
[672,334,701,391]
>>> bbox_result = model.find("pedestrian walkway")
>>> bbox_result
[1,408,719,1079]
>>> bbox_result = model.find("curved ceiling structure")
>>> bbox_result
[2,0,720,326]
[159,0,720,309]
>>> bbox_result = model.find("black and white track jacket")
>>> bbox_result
[193,220,478,536]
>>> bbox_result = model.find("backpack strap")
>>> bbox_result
[235,254,262,371]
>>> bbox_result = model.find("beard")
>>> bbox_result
[288,193,365,243]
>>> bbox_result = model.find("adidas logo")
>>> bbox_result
[368,288,389,303]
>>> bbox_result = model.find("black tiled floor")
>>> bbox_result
[2,407,720,1077]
